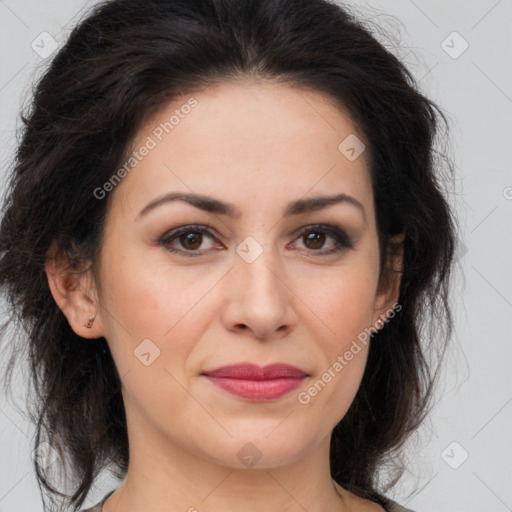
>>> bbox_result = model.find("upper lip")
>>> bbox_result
[201,363,309,380]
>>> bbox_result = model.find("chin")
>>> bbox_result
[199,431,317,470]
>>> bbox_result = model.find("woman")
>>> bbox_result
[0,0,457,511]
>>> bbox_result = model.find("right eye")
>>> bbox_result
[158,224,223,257]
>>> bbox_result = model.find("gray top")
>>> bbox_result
[78,489,416,512]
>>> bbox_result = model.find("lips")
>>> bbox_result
[201,363,309,379]
[201,363,309,401]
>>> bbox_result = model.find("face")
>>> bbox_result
[80,80,399,470]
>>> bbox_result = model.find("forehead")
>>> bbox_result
[109,79,374,222]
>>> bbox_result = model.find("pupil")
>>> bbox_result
[306,232,324,249]
[182,232,201,249]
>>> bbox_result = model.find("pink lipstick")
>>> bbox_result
[201,363,308,401]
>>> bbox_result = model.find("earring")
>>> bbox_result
[84,316,95,328]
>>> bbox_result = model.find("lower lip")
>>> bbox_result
[204,376,307,401]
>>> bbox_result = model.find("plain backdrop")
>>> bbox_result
[0,1,511,511]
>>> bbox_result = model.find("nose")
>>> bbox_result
[220,246,297,340]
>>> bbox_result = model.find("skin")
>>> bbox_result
[46,79,403,512]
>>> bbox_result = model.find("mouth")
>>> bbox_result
[201,363,309,401]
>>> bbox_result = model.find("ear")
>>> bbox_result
[45,241,105,339]
[371,233,405,330]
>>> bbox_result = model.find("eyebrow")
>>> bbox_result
[136,192,367,223]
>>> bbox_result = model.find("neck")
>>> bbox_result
[103,432,348,512]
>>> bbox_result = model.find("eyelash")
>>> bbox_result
[157,223,354,258]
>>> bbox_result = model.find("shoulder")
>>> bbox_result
[333,482,416,512]
[347,495,387,511]
[385,497,417,512]
[349,494,416,512]
[333,482,386,511]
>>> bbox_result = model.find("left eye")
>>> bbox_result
[292,225,353,254]
[292,227,352,254]
[158,224,353,257]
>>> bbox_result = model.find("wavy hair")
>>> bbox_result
[0,0,458,510]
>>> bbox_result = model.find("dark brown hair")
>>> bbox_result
[0,0,458,510]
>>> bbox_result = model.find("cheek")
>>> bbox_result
[301,264,377,344]
[99,236,206,336]
[98,240,224,380]
[294,264,376,415]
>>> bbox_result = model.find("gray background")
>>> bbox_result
[0,0,511,510]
